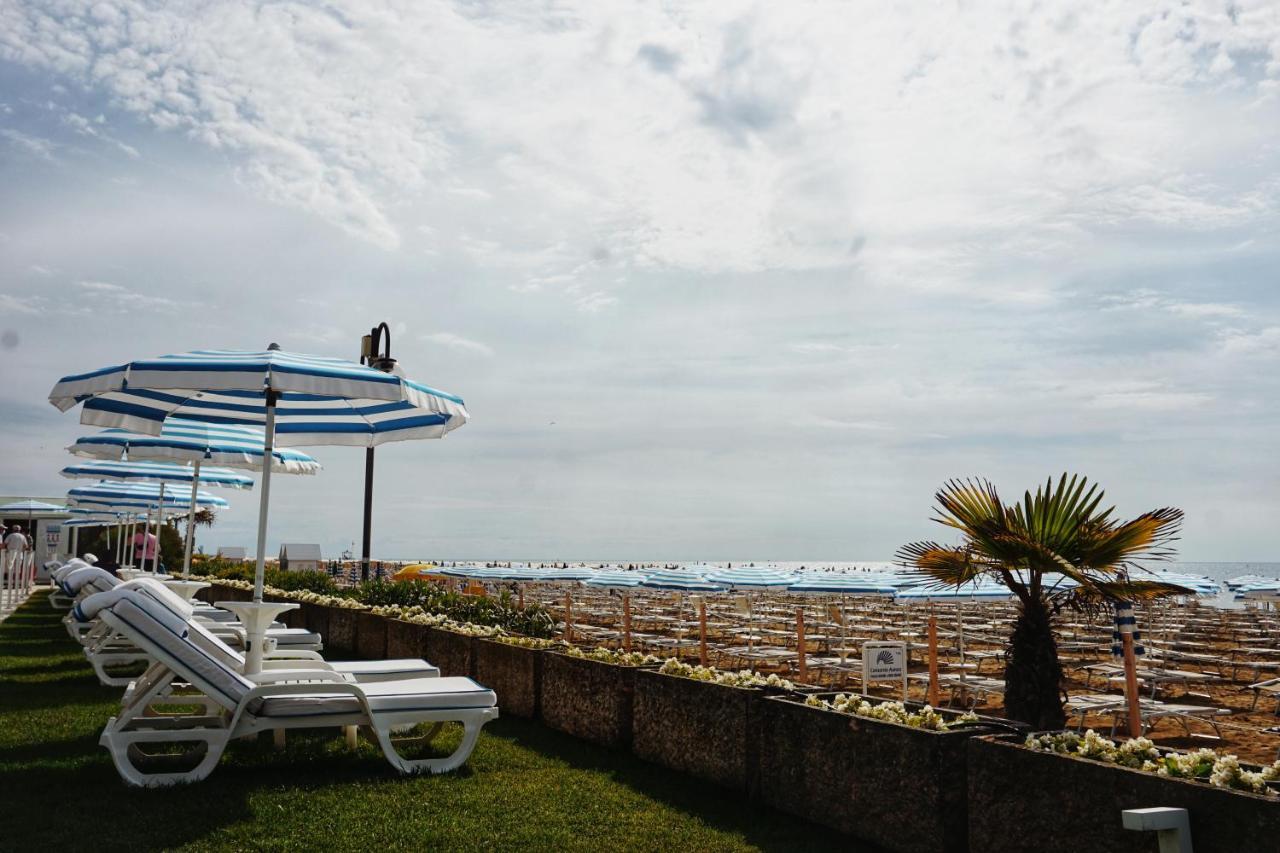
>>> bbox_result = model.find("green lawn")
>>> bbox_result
[0,593,870,852]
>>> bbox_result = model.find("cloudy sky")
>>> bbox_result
[1,1,1278,562]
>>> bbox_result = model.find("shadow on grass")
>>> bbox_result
[1,593,876,853]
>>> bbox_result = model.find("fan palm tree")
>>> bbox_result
[896,474,1188,730]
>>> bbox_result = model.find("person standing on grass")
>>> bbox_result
[133,524,164,574]
[4,524,30,582]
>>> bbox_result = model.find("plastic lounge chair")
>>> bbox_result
[83,581,440,690]
[79,589,498,787]
[1249,677,1280,713]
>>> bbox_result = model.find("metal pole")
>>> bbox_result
[361,446,374,581]
[151,483,166,573]
[182,460,201,577]
[253,391,278,602]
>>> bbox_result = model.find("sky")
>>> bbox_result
[1,1,1278,563]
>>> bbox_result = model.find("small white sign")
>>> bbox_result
[863,641,908,700]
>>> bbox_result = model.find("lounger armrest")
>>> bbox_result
[229,681,373,730]
[248,669,348,685]
[1249,677,1280,689]
[260,659,336,672]
[263,650,325,661]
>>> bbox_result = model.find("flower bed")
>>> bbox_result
[541,651,655,749]
[755,693,997,853]
[1024,730,1280,794]
[968,734,1280,853]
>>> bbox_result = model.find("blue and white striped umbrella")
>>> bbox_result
[788,574,897,596]
[584,571,645,590]
[484,565,553,583]
[640,568,723,593]
[67,481,229,510]
[49,345,468,612]
[539,567,598,583]
[897,579,1013,601]
[69,419,321,474]
[704,564,796,591]
[50,348,468,446]
[60,460,254,490]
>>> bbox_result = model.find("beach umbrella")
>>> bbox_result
[898,580,1014,690]
[59,460,254,489]
[68,420,323,575]
[788,573,897,662]
[639,568,724,655]
[68,481,228,571]
[61,459,252,575]
[69,419,322,473]
[705,565,796,651]
[586,571,645,651]
[50,345,469,671]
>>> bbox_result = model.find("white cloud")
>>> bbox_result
[420,332,495,358]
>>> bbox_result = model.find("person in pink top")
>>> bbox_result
[133,527,165,573]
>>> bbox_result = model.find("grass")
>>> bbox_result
[0,593,872,852]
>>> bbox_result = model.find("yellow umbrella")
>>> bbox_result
[392,563,437,582]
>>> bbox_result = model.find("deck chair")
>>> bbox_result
[80,589,498,787]
[80,581,439,690]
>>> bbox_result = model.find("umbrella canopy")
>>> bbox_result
[51,348,468,446]
[538,567,597,583]
[787,574,897,595]
[0,499,67,513]
[67,481,229,510]
[704,564,796,590]
[69,419,321,473]
[640,568,723,592]
[60,460,254,489]
[896,579,1014,601]
[584,571,645,590]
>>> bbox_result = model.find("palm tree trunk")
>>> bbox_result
[1003,597,1065,729]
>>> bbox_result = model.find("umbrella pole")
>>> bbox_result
[69,526,78,560]
[182,460,201,577]
[152,483,166,573]
[927,609,939,706]
[252,391,279,602]
[699,598,708,666]
[622,593,632,653]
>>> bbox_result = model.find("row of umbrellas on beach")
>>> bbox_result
[47,346,470,672]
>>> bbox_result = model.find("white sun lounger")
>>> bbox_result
[79,581,439,689]
[79,589,498,787]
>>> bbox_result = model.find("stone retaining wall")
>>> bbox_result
[967,736,1280,853]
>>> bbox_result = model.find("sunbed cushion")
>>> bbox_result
[107,593,253,709]
[256,676,496,718]
[63,567,120,594]
[330,660,440,680]
[122,578,197,622]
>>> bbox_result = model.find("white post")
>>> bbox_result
[253,393,278,603]
[69,526,78,559]
[182,460,201,577]
[152,483,166,573]
[126,518,136,567]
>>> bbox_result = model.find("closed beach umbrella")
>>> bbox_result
[50,345,468,673]
[67,421,321,574]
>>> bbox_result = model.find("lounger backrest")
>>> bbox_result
[97,591,254,711]
[122,577,197,622]
[62,567,120,595]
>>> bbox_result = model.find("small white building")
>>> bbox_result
[0,496,72,579]
[278,543,323,572]
[216,547,247,562]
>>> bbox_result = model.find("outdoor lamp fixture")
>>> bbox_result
[359,322,397,581]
